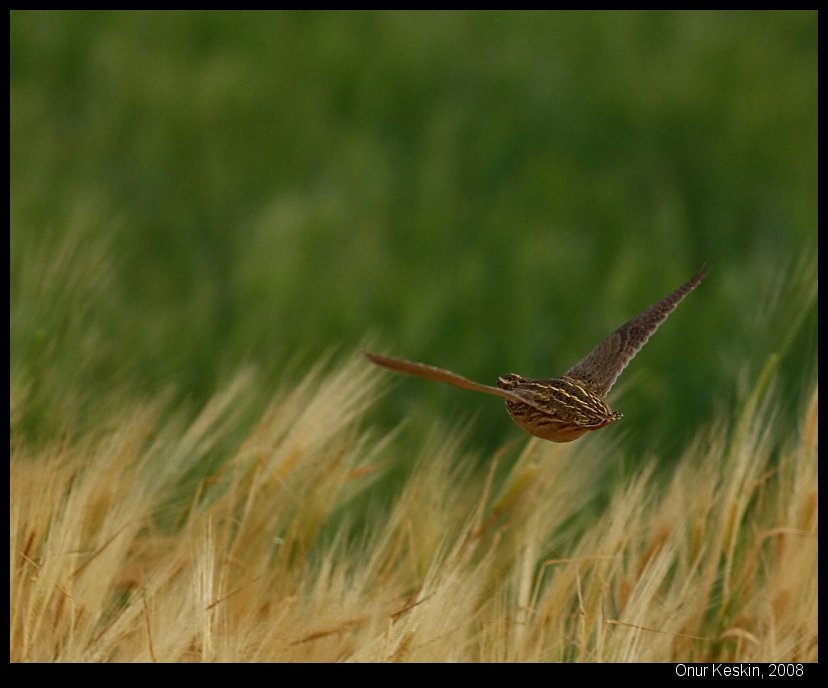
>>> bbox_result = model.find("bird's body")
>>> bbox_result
[496,374,621,442]
[366,267,707,442]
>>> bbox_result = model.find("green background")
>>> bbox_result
[10,11,817,460]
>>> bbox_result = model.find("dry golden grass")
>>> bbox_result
[9,352,817,662]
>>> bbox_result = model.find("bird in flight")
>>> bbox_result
[365,268,707,442]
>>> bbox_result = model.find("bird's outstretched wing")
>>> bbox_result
[564,267,708,398]
[364,351,547,411]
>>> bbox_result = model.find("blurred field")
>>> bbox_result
[10,10,817,456]
[10,11,817,662]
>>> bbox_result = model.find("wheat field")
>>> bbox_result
[10,351,817,662]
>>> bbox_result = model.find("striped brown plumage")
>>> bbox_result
[366,267,707,442]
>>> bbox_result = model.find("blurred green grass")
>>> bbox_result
[10,11,817,459]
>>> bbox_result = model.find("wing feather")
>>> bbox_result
[364,351,548,411]
[564,267,708,397]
